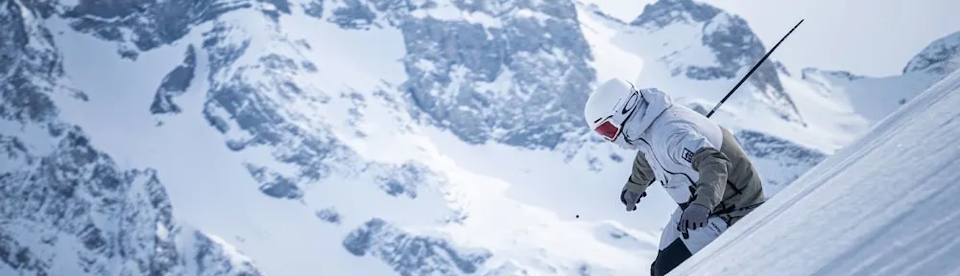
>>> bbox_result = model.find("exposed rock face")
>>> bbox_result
[343,218,492,276]
[630,0,803,124]
[903,30,960,79]
[1,1,263,274]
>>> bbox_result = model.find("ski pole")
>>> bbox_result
[705,19,805,118]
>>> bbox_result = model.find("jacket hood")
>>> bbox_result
[622,88,674,143]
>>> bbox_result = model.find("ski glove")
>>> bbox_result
[620,189,646,211]
[679,203,711,231]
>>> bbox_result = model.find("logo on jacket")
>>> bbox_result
[621,91,639,115]
[682,148,694,163]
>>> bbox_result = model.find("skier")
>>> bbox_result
[583,78,766,276]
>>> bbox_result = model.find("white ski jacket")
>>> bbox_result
[615,88,764,223]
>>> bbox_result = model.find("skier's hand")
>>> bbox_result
[679,203,711,231]
[620,189,646,211]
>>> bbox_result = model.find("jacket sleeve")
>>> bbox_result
[665,125,731,212]
[624,150,656,195]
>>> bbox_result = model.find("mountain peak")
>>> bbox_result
[625,0,801,123]
[903,30,960,76]
[629,0,721,28]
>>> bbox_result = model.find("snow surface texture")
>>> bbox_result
[670,58,960,276]
[2,0,958,275]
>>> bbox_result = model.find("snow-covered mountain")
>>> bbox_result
[2,0,958,275]
[668,57,960,276]
[0,1,262,275]
[799,29,960,123]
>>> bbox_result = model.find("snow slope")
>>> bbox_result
[670,61,960,276]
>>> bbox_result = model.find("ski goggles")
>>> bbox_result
[594,116,622,141]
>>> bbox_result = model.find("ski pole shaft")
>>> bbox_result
[705,19,804,118]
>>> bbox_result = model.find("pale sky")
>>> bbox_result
[589,0,960,77]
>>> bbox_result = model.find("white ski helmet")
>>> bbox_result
[583,78,642,141]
